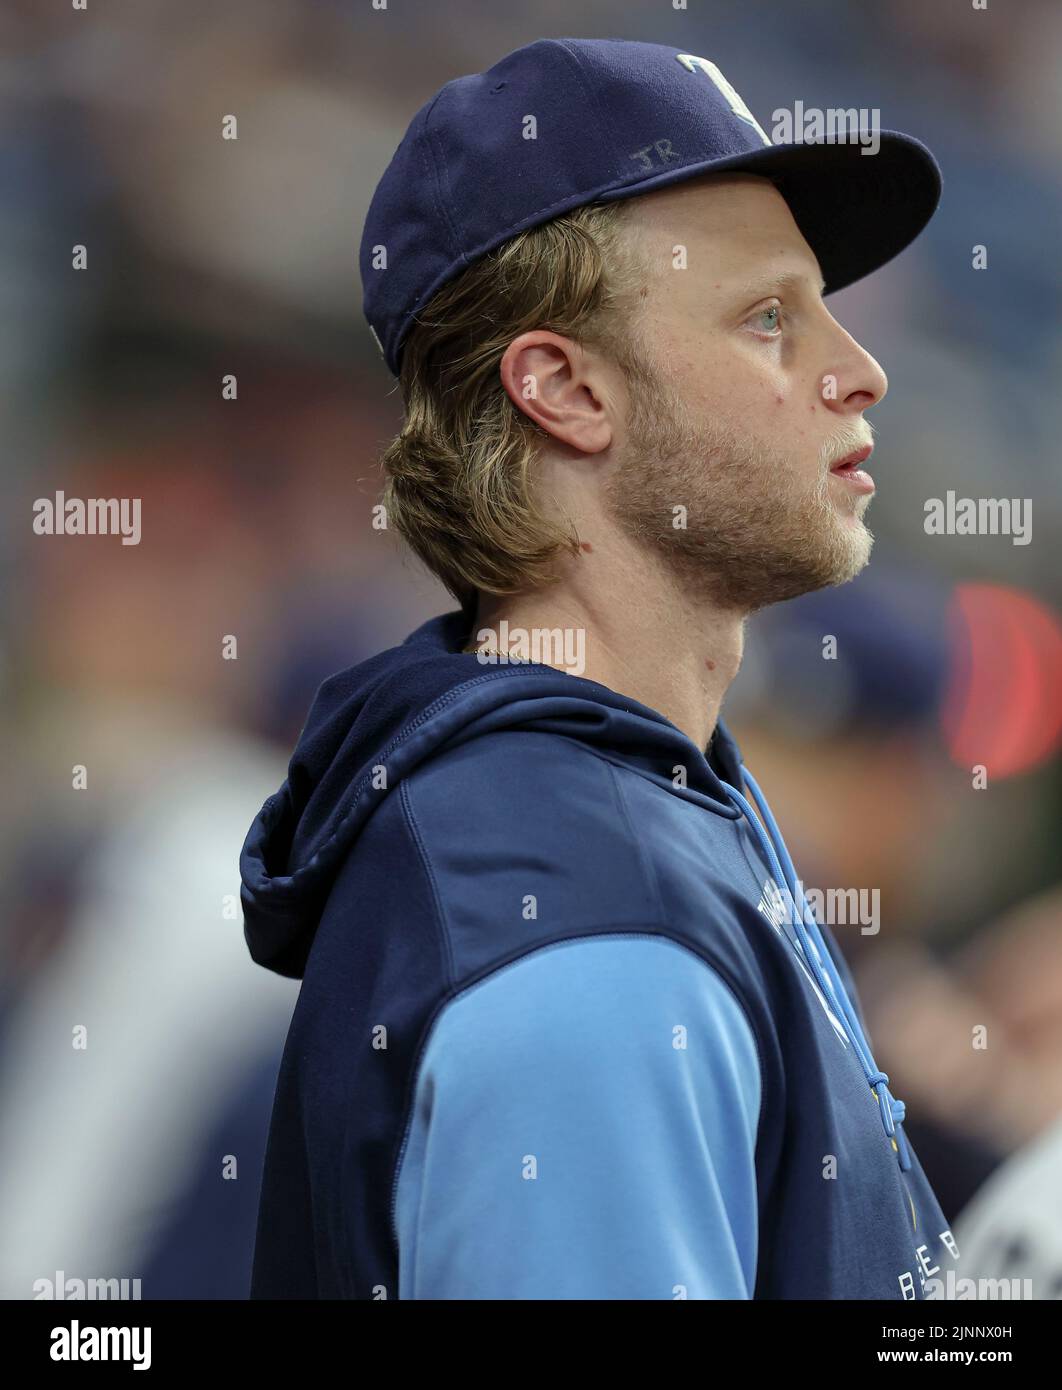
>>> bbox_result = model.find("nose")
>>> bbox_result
[821,322,888,417]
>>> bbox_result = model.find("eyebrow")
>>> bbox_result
[729,269,827,300]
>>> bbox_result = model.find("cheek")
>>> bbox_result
[735,386,810,451]
[667,347,813,449]
[718,361,791,417]
[682,366,769,423]
[757,384,816,452]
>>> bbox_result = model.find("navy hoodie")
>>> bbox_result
[241,610,961,1300]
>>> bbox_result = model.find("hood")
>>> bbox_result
[240,610,747,981]
[239,607,915,1173]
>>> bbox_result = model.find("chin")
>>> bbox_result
[794,513,874,595]
[831,522,875,584]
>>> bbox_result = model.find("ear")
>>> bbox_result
[499,331,614,455]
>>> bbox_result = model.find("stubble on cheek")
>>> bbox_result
[607,371,875,610]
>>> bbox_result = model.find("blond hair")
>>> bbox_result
[378,201,651,608]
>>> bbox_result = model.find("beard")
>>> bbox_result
[602,352,875,614]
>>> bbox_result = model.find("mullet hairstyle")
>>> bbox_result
[378,200,654,609]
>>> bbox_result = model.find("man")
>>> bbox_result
[242,37,958,1299]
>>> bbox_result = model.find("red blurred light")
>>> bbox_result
[943,583,1062,778]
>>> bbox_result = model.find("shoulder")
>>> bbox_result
[395,934,762,1298]
[405,725,622,834]
[421,933,762,1124]
[401,729,663,936]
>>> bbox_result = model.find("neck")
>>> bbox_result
[469,537,746,752]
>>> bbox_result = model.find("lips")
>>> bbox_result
[829,443,876,496]
[830,444,874,473]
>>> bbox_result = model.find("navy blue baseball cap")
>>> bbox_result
[360,37,942,377]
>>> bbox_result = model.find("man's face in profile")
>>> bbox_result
[605,173,890,613]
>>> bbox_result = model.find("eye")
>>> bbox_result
[745,302,783,337]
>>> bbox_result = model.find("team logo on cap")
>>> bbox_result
[675,53,772,146]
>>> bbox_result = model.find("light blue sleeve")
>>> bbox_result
[394,934,761,1299]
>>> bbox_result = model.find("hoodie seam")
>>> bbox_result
[388,926,772,1268]
[604,760,668,921]
[516,730,743,818]
[397,778,457,989]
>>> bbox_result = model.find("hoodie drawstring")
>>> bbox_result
[720,768,913,1173]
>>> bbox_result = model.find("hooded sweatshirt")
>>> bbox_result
[241,610,961,1300]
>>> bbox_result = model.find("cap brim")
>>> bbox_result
[597,132,941,295]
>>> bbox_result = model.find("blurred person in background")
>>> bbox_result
[947,885,1062,1299]
[731,569,1062,1230]
[0,372,419,1298]
[0,412,295,1299]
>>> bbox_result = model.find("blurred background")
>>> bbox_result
[2,0,1060,1299]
